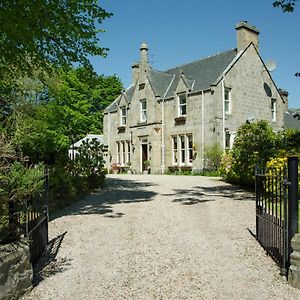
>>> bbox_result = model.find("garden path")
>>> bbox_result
[22,174,300,299]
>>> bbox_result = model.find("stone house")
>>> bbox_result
[103,21,288,174]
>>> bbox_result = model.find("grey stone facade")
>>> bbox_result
[103,21,288,174]
[0,240,33,300]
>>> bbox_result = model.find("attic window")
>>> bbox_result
[120,106,127,126]
[139,83,145,90]
[178,92,187,116]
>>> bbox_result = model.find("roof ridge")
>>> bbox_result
[165,48,237,72]
[149,69,174,77]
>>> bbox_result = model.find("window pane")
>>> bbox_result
[181,105,186,115]
[173,136,177,149]
[225,132,231,148]
[225,101,229,113]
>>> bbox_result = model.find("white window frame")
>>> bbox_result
[172,134,193,166]
[178,92,187,116]
[121,141,126,165]
[271,99,276,122]
[140,99,147,122]
[172,136,178,165]
[117,142,120,164]
[127,141,131,164]
[224,88,231,115]
[225,131,236,149]
[187,134,193,164]
[120,106,127,126]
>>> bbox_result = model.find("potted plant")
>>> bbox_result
[143,160,151,174]
[126,162,132,174]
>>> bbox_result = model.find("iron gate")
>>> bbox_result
[26,169,49,266]
[255,156,298,275]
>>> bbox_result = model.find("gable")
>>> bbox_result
[118,94,128,107]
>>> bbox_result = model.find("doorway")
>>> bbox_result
[140,137,149,172]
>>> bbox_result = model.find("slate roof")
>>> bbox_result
[104,85,135,113]
[285,109,300,130]
[164,49,237,97]
[104,48,238,112]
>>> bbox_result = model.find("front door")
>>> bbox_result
[140,137,149,172]
[141,144,148,171]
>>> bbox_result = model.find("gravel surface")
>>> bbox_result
[22,174,300,300]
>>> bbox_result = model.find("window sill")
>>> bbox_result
[117,126,126,133]
[174,116,186,125]
[138,121,147,125]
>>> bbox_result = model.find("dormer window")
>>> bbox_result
[178,92,187,116]
[120,106,127,126]
[140,99,147,122]
[224,88,231,115]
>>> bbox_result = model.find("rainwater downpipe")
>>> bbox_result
[161,98,165,174]
[221,78,226,152]
[201,90,204,168]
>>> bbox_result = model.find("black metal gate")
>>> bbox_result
[255,157,298,275]
[26,169,49,266]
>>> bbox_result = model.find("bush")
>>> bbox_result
[203,143,223,171]
[0,162,45,242]
[220,120,277,186]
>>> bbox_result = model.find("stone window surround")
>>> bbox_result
[116,140,130,166]
[140,99,147,123]
[177,92,187,117]
[224,87,231,115]
[172,133,193,166]
[120,106,127,126]
[271,99,277,122]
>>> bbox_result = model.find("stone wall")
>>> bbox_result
[0,240,33,300]
[289,234,300,289]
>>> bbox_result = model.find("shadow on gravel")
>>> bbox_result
[50,177,158,220]
[173,198,211,205]
[33,231,71,287]
[171,184,254,205]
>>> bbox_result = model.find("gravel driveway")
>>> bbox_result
[22,174,300,300]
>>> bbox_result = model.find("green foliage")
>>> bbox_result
[0,0,112,79]
[276,128,300,154]
[220,120,300,187]
[3,67,122,164]
[3,162,45,203]
[0,161,45,242]
[70,138,106,178]
[203,143,223,171]
[220,120,277,186]
[273,0,298,12]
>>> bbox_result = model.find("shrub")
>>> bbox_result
[220,120,277,186]
[203,143,223,171]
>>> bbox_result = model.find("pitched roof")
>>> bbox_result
[105,49,237,112]
[104,85,135,113]
[164,49,237,97]
[285,109,300,130]
[147,70,174,97]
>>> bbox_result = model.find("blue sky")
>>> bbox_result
[91,0,300,109]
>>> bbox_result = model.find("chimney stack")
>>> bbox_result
[140,42,149,72]
[131,62,139,83]
[236,21,260,53]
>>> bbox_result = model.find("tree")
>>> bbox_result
[0,1,112,79]
[273,0,299,76]
[221,121,277,186]
[3,67,122,164]
[273,0,298,12]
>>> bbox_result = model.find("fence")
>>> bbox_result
[255,156,299,275]
[25,168,49,265]
[0,169,49,266]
